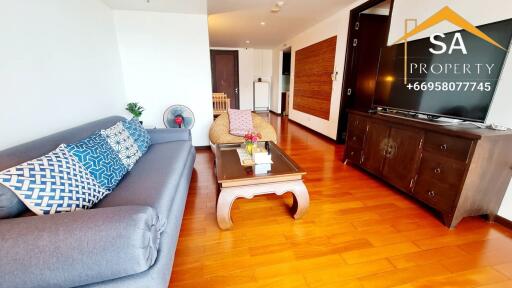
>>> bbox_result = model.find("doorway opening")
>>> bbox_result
[210,49,240,109]
[280,47,292,115]
[336,0,393,143]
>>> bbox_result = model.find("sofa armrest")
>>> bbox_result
[147,128,191,144]
[0,206,165,288]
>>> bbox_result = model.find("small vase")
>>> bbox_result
[245,142,254,155]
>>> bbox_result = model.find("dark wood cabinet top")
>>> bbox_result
[348,110,512,140]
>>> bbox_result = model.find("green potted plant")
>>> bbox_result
[125,102,145,124]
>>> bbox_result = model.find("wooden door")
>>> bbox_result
[211,50,239,109]
[350,14,389,110]
[293,36,337,120]
[381,127,423,192]
[361,120,389,175]
[336,5,392,143]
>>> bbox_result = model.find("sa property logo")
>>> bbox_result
[393,6,508,84]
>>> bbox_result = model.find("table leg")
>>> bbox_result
[217,190,238,230]
[216,180,309,230]
[290,181,309,219]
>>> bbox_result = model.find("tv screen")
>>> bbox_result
[373,18,512,122]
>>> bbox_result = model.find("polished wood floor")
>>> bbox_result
[170,114,512,288]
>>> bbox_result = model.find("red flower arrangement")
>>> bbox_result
[244,131,262,144]
[243,131,261,155]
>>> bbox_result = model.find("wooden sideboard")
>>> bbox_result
[343,110,512,228]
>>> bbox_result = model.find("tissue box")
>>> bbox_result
[254,163,271,175]
[252,148,272,164]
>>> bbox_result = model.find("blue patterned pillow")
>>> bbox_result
[0,145,109,215]
[0,184,27,218]
[123,118,151,154]
[101,122,142,170]
[67,132,128,191]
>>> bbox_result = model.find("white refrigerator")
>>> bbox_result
[253,81,270,111]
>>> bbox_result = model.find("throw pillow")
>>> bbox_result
[101,122,142,170]
[0,183,27,218]
[0,145,109,215]
[67,131,128,191]
[122,118,152,154]
[228,109,254,137]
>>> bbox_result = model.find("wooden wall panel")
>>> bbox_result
[293,36,337,120]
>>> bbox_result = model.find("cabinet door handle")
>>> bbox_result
[428,190,436,198]
[434,167,441,174]
[440,144,447,151]
[385,143,397,159]
[384,147,391,158]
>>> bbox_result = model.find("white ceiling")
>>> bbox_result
[102,0,358,49]
[102,0,207,15]
[208,0,356,48]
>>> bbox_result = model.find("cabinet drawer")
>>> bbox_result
[417,152,467,188]
[345,145,362,164]
[414,176,459,212]
[348,115,367,134]
[423,132,473,162]
[346,131,365,147]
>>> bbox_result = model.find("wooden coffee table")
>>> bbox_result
[215,142,308,230]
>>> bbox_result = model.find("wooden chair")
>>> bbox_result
[212,93,230,116]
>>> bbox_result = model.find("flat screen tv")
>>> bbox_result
[373,18,512,122]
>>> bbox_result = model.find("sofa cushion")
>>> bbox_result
[0,145,109,215]
[0,184,26,218]
[101,122,142,170]
[67,131,128,191]
[96,141,193,219]
[123,118,152,154]
[0,206,164,288]
[228,109,254,136]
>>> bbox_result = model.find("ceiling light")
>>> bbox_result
[260,21,266,26]
[271,1,285,13]
[271,7,280,13]
[245,40,251,44]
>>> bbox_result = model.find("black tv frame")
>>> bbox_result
[372,18,512,123]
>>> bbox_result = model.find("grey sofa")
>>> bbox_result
[0,116,196,288]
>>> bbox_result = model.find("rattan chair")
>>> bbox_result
[213,93,230,116]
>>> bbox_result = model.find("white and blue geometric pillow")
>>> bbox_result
[101,122,142,170]
[0,145,109,215]
[66,132,128,191]
[122,118,151,154]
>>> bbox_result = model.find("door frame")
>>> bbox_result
[210,49,240,109]
[336,0,395,143]
[278,46,292,115]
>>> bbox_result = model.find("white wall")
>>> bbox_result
[271,0,367,140]
[0,0,125,150]
[211,47,273,110]
[388,0,512,220]
[114,10,213,146]
[253,49,273,82]
[270,50,283,113]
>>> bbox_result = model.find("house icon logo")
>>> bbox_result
[393,6,508,84]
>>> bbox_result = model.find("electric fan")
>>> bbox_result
[163,105,195,129]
